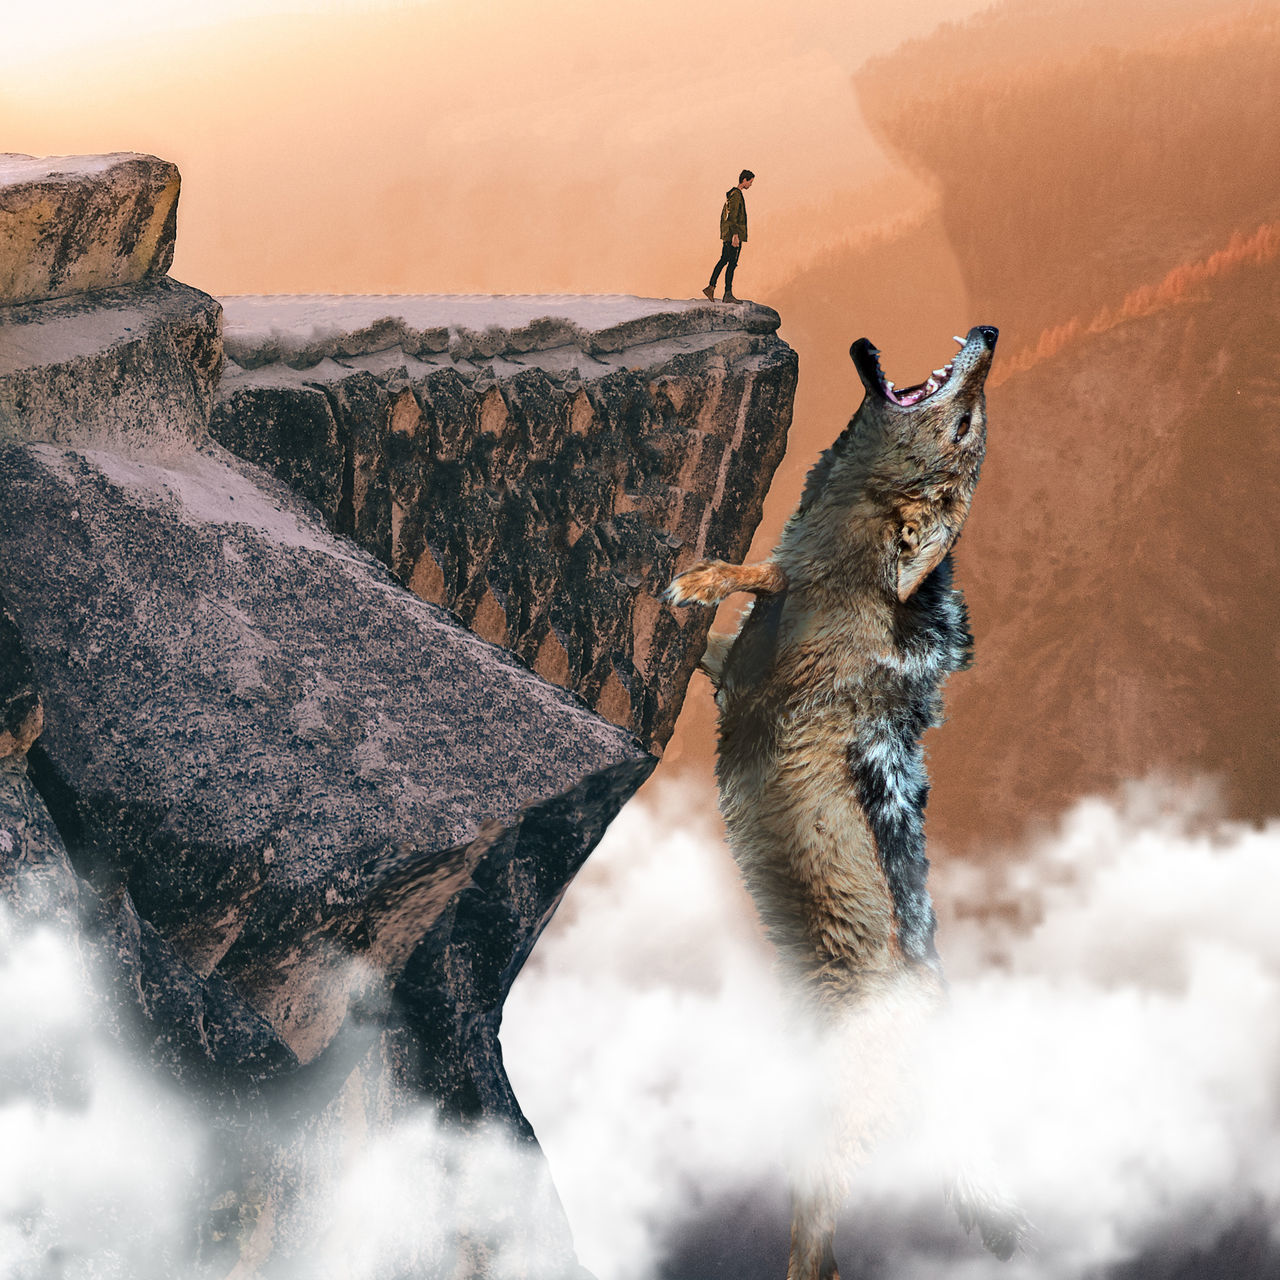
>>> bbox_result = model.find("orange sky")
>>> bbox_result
[7,0,1273,835]
[2,0,984,299]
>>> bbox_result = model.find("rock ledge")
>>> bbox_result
[213,293,797,749]
[0,153,179,306]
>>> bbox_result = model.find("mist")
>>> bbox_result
[504,781,1280,1279]
[0,923,200,1277]
[6,781,1277,1276]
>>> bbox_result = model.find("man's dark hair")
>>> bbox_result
[739,169,755,184]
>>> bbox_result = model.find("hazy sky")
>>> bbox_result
[8,0,1271,815]
[2,0,995,298]
[3,0,418,67]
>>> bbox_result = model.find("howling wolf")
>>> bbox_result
[665,326,1022,1279]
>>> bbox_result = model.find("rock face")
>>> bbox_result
[0,593,76,931]
[211,294,797,749]
[0,278,223,446]
[2,440,647,1067]
[0,753,79,929]
[0,595,42,757]
[0,154,796,1277]
[0,153,180,306]
[2,438,651,1270]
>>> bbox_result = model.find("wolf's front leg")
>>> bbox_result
[663,559,787,607]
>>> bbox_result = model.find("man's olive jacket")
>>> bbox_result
[719,187,748,243]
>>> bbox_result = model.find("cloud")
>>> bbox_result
[502,778,1280,1279]
[0,911,577,1280]
[291,1114,570,1280]
[503,790,812,1279]
[0,921,200,1280]
[4,777,1277,1279]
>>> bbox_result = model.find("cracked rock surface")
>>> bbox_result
[212,294,797,750]
[0,152,180,306]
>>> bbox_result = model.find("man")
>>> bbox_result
[703,169,754,304]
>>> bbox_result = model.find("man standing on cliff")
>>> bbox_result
[702,170,754,304]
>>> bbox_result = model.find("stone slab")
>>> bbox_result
[220,292,785,369]
[0,153,180,307]
[0,278,223,446]
[0,436,645,1006]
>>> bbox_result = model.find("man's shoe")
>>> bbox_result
[723,292,740,303]
[701,286,716,301]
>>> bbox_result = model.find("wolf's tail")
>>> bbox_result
[946,1166,1033,1261]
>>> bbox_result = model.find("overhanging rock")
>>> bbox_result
[0,436,651,1270]
[211,294,798,750]
[1,438,650,1083]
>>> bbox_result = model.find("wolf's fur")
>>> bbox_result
[666,327,1017,1279]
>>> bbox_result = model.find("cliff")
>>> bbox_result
[0,154,795,1276]
[211,293,795,749]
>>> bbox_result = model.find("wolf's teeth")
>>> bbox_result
[925,377,939,393]
[953,335,965,344]
[932,368,947,377]
[885,379,895,389]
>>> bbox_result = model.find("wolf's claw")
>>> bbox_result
[664,560,732,606]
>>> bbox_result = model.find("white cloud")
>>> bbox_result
[4,778,1277,1279]
[503,778,1280,1279]
[0,920,200,1279]
[503,789,813,1279]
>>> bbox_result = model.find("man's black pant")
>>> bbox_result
[709,239,741,294]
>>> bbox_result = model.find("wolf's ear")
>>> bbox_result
[849,339,882,397]
[896,512,951,601]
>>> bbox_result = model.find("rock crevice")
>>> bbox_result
[212,294,797,748]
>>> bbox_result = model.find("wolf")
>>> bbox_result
[665,326,1022,1279]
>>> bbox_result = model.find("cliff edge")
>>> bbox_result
[0,154,795,1277]
[212,292,796,749]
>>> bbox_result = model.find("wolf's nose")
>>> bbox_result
[978,326,999,350]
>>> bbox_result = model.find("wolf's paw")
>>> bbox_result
[663,560,736,607]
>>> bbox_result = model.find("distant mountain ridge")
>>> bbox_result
[993,219,1280,386]
[737,0,1280,849]
[857,3,1280,349]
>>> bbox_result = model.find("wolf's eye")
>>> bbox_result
[954,412,972,441]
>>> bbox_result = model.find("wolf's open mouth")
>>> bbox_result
[852,329,996,409]
[864,343,955,407]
